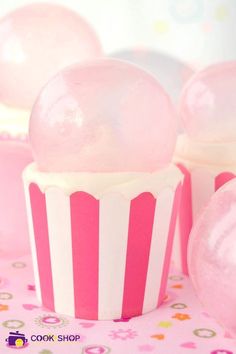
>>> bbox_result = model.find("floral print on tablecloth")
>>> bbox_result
[0,255,235,353]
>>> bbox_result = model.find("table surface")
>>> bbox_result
[0,255,235,354]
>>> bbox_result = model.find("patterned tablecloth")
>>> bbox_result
[0,255,235,354]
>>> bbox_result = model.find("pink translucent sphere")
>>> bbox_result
[180,62,236,142]
[188,178,236,337]
[29,59,177,172]
[0,3,102,109]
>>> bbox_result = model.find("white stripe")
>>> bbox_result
[143,188,174,313]
[191,169,215,224]
[98,194,130,320]
[23,182,42,303]
[172,217,182,271]
[45,188,74,316]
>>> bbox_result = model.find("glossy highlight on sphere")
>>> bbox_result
[0,3,102,109]
[188,178,236,337]
[29,59,177,172]
[180,62,236,142]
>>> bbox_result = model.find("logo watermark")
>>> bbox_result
[5,331,80,349]
[5,331,28,348]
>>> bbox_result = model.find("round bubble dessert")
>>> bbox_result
[110,48,194,107]
[23,58,183,320]
[188,178,236,338]
[176,61,236,164]
[174,61,236,274]
[0,3,102,258]
[29,58,177,172]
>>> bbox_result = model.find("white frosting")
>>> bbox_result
[0,103,29,138]
[174,134,236,167]
[23,163,183,199]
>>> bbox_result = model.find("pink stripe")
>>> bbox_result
[122,193,156,318]
[157,183,182,306]
[29,183,54,310]
[215,172,235,191]
[176,164,192,275]
[70,192,99,319]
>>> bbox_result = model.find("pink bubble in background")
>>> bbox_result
[180,61,236,142]
[0,2,102,110]
[110,48,194,106]
[29,59,177,173]
[188,178,236,337]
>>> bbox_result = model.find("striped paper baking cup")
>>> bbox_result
[23,163,182,320]
[173,135,236,274]
[174,164,236,275]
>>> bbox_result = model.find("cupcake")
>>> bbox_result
[23,59,182,320]
[174,61,236,274]
[0,3,102,257]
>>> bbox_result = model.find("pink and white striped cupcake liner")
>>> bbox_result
[174,164,236,274]
[23,163,182,320]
